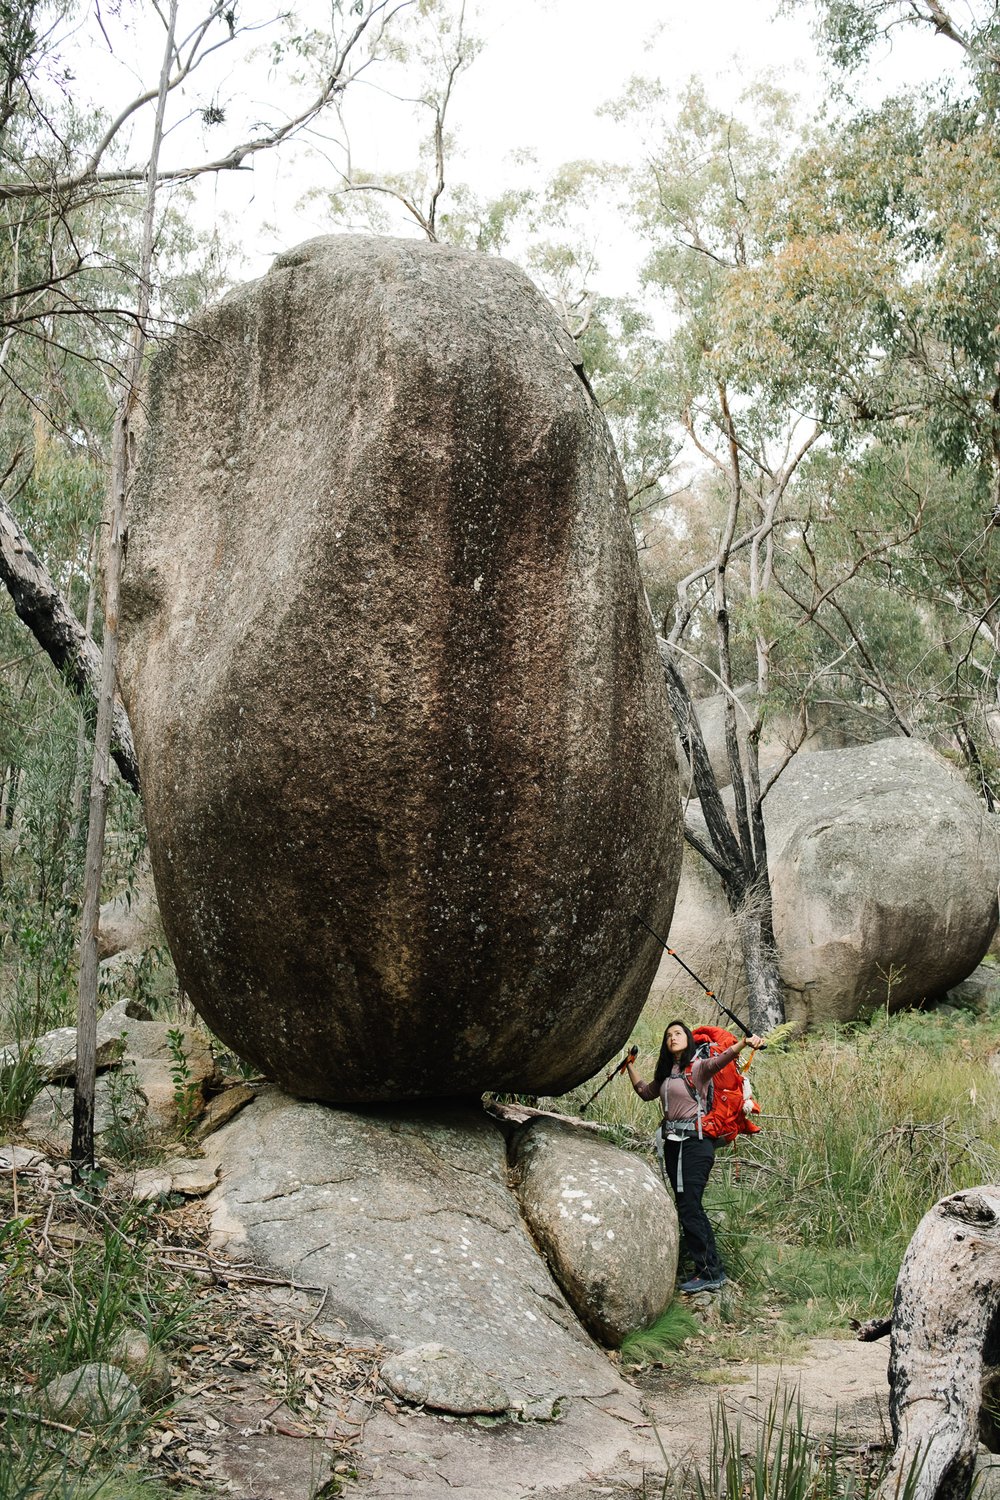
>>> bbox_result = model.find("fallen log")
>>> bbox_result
[878,1185,1000,1500]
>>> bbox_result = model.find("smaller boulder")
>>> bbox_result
[380,1344,510,1415]
[0,1027,124,1083]
[192,1082,257,1142]
[0,1144,49,1171]
[20,1018,215,1146]
[106,1018,215,1136]
[645,839,745,1015]
[97,858,161,962]
[22,1072,136,1150]
[130,1156,218,1201]
[944,964,1000,1013]
[107,1329,172,1403]
[509,1117,678,1347]
[43,1363,141,1425]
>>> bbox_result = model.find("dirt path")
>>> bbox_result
[343,1337,891,1498]
[640,1338,892,1470]
[153,1323,891,1499]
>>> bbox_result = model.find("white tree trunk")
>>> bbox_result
[878,1186,1000,1500]
[71,0,177,1176]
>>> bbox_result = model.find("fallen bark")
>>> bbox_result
[0,492,139,793]
[878,1185,1000,1500]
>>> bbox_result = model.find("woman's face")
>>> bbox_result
[665,1024,689,1058]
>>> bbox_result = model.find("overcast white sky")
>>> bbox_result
[72,0,955,288]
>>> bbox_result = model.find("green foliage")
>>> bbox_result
[0,1213,33,1317]
[0,1176,192,1500]
[165,1028,198,1135]
[98,1060,152,1167]
[0,1042,41,1136]
[44,1207,188,1369]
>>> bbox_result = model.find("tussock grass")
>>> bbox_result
[0,1184,190,1500]
[621,1299,701,1365]
[648,1388,927,1500]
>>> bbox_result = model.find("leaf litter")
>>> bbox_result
[1,1154,387,1495]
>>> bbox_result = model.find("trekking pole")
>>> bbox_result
[634,914,765,1047]
[580,1046,637,1115]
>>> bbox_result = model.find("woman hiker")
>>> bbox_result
[627,1019,763,1293]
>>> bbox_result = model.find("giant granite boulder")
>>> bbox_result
[653,738,999,1027]
[119,235,680,1102]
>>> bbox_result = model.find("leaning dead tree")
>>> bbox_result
[0,487,139,792]
[878,1185,1000,1500]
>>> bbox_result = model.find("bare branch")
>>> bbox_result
[0,1,415,204]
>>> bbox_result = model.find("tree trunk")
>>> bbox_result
[733,870,785,1034]
[878,1186,1000,1500]
[657,637,788,1031]
[0,493,139,793]
[72,0,176,1178]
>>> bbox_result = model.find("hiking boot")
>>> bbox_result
[679,1273,727,1294]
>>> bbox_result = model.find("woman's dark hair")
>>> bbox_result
[653,1019,696,1088]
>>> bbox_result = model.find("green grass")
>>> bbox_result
[0,1185,192,1500]
[621,1299,701,1365]
[647,1388,928,1500]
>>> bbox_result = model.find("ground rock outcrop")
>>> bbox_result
[509,1115,678,1346]
[655,738,999,1027]
[203,1089,644,1418]
[119,234,680,1103]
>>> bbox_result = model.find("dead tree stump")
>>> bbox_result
[878,1186,1000,1500]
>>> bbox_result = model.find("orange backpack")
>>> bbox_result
[686,1025,761,1144]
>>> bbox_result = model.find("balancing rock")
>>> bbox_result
[119,235,680,1102]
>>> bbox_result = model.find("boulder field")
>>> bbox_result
[118,234,681,1103]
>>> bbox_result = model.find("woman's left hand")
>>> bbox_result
[744,1033,764,1050]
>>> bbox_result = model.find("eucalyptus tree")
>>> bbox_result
[604,74,973,1029]
[600,79,826,1033]
[718,32,1000,804]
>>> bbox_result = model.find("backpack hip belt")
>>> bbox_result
[661,1117,699,1140]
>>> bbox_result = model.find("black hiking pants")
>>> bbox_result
[661,1135,724,1279]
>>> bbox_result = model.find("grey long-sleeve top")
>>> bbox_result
[633,1042,741,1121]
